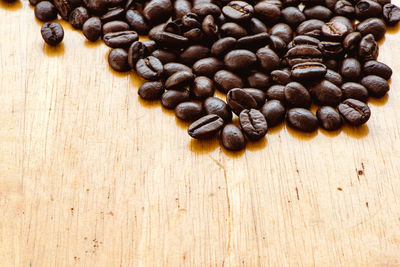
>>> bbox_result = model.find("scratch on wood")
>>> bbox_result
[295,187,299,200]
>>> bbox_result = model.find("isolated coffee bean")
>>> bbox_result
[343,31,362,52]
[203,97,232,122]
[291,62,327,80]
[188,114,224,139]
[143,0,173,25]
[271,69,292,85]
[284,82,312,108]
[247,71,270,90]
[211,37,237,57]
[363,60,392,80]
[41,22,64,46]
[138,81,164,100]
[35,1,58,21]
[281,6,306,27]
[193,57,224,77]
[224,49,257,72]
[383,4,400,25]
[237,33,270,50]
[243,88,266,108]
[285,45,323,66]
[128,41,149,69]
[309,79,343,106]
[108,48,130,72]
[239,109,268,141]
[151,50,177,64]
[338,98,371,125]
[261,100,286,127]
[175,101,203,121]
[192,76,215,99]
[221,124,246,151]
[103,21,130,35]
[161,89,191,109]
[325,69,343,86]
[286,108,319,132]
[222,1,254,22]
[104,31,139,48]
[165,71,194,90]
[361,75,390,97]
[83,17,102,42]
[355,0,382,19]
[304,5,333,21]
[69,7,89,29]
[226,88,258,116]
[296,19,325,38]
[341,82,369,102]
[164,63,192,77]
[136,56,164,80]
[214,70,244,93]
[316,106,342,131]
[126,10,150,35]
[191,2,221,18]
[358,34,378,61]
[220,22,248,38]
[356,18,386,40]
[340,58,361,81]
[266,85,286,103]
[256,47,280,72]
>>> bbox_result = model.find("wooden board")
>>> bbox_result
[1,1,400,266]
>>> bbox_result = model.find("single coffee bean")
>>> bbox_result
[296,19,325,38]
[161,89,191,109]
[108,48,130,72]
[30,0,45,6]
[291,62,327,80]
[358,34,378,61]
[239,109,268,141]
[237,33,270,50]
[355,0,382,19]
[83,0,107,15]
[102,21,130,35]
[269,36,287,55]
[338,98,371,125]
[383,4,400,25]
[138,81,164,100]
[293,35,320,46]
[261,100,286,127]
[151,49,177,64]
[269,23,293,44]
[188,114,224,139]
[35,1,58,21]
[211,37,237,57]
[363,60,392,80]
[164,63,192,77]
[316,106,342,131]
[340,58,361,81]
[321,21,348,40]
[174,0,192,19]
[192,76,215,99]
[136,56,164,80]
[281,6,306,27]
[309,79,343,106]
[361,75,390,97]
[224,49,257,72]
[141,40,157,54]
[356,18,386,40]
[221,124,246,151]
[182,12,201,28]
[266,85,286,103]
[254,2,281,24]
[243,88,266,107]
[202,14,219,37]
[247,17,268,34]
[151,31,188,49]
[128,41,149,69]
[101,8,125,22]
[334,0,355,17]
[261,0,283,8]
[324,59,339,70]
[193,57,224,77]
[175,101,203,121]
[247,71,270,90]
[325,69,343,86]
[284,82,312,108]
[41,22,64,46]
[143,0,173,25]
[125,10,150,35]
[271,69,292,85]
[256,47,280,72]
[325,0,338,10]
[192,2,221,18]
[330,16,354,33]
[341,82,369,102]
[82,17,102,42]
[286,108,319,132]
[53,0,72,19]
[165,71,194,90]
[220,22,248,38]
[318,41,344,58]
[343,31,362,52]
[180,45,210,65]
[214,70,245,93]
[69,7,89,29]
[203,97,232,122]
[226,88,258,115]
[285,45,323,66]
[304,5,333,21]
[222,1,254,22]
[103,31,139,48]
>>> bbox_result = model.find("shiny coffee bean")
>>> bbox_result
[239,109,268,141]
[243,88,266,107]
[343,31,362,52]
[338,98,371,125]
[214,70,244,93]
[285,45,323,66]
[247,71,270,90]
[165,71,194,90]
[104,31,139,48]
[334,0,355,18]
[164,63,192,77]
[41,22,64,46]
[193,57,224,77]
[203,97,232,122]
[340,58,361,81]
[221,124,246,150]
[355,0,382,19]
[138,81,164,100]
[69,7,89,29]
[363,60,392,80]
[284,82,312,108]
[108,48,130,72]
[192,76,215,99]
[128,41,149,69]
[247,17,268,34]
[286,108,319,132]
[188,114,224,139]
[266,85,286,103]
[175,101,203,121]
[316,106,342,131]
[256,47,280,72]
[269,23,293,44]
[261,100,286,127]
[125,10,150,35]
[324,59,339,71]
[271,69,292,85]
[224,49,257,72]
[296,19,325,38]
[330,16,354,33]
[202,14,219,37]
[361,75,390,97]
[383,4,400,25]
[211,37,237,57]
[151,31,188,48]
[281,6,306,27]
[291,62,327,80]
[356,18,386,40]
[269,35,287,55]
[82,0,107,16]
[341,82,369,102]
[180,45,210,65]
[325,69,343,86]
[226,88,258,116]
[309,79,343,106]
[103,21,130,35]
[182,12,201,28]
[151,50,177,64]
[293,35,320,46]
[318,41,344,58]
[254,2,281,24]
[237,33,270,50]
[174,0,192,19]
[136,56,164,80]
[141,40,158,54]
[321,21,348,40]
[222,1,254,22]
[191,3,221,18]
[35,1,58,21]
[143,0,173,25]
[83,17,102,42]
[101,8,125,22]
[304,5,333,21]
[220,22,248,38]
[358,34,378,61]
[161,89,191,109]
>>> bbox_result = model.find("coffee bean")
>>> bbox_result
[271,69,292,85]
[372,0,390,6]
[69,7,89,29]
[239,109,268,140]
[324,59,339,70]
[338,98,371,125]
[151,31,188,49]
[383,4,400,25]
[247,71,270,90]
[53,0,72,19]
[211,37,237,58]
[108,48,130,72]
[286,108,319,132]
[341,82,369,102]
[220,22,248,38]
[151,49,177,64]
[285,45,323,67]
[330,16,354,33]
[291,62,327,80]
[358,33,378,61]
[183,28,204,42]
[343,31,362,52]
[325,0,338,10]
[161,89,191,109]
[188,114,224,139]
[142,40,158,54]
[325,69,343,86]
[136,56,164,80]
[83,0,107,15]
[356,18,386,40]
[214,70,244,93]
[35,1,58,21]
[125,10,150,35]
[285,81,312,109]
[296,19,325,38]
[355,0,382,19]
[281,6,306,27]
[164,63,192,77]
[174,0,192,19]
[266,85,286,102]
[226,88,258,115]
[243,88,266,107]
[193,57,224,77]
[261,100,286,127]
[316,106,343,130]
[83,17,102,42]
[221,124,246,150]
[363,60,392,80]
[128,41,149,69]
[304,5,333,21]
[175,101,203,121]
[269,24,293,44]
[256,47,280,72]
[321,21,348,40]
[269,35,287,55]
[309,79,343,106]
[237,33,270,50]
[104,31,139,48]
[101,8,125,22]
[254,2,281,24]
[192,2,221,18]
[165,71,194,90]
[248,18,268,34]
[180,45,210,65]
[340,58,361,81]
[192,76,215,99]
[203,97,232,122]
[103,21,130,35]
[334,0,355,18]
[138,81,164,100]
[361,75,390,97]
[41,22,64,46]
[222,1,254,22]
[202,14,219,37]
[224,49,257,72]
[293,35,321,46]
[318,41,344,58]
[182,12,201,28]
[143,0,173,25]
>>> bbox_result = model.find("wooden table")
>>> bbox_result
[1,1,400,266]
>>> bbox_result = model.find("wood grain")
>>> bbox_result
[1,1,400,266]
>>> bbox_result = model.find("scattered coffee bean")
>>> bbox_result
[104,31,139,48]
[316,106,342,131]
[108,48,130,72]
[341,82,369,102]
[103,21,130,35]
[138,81,164,100]
[243,88,266,107]
[239,109,268,141]
[161,89,191,109]
[41,22,64,46]
[226,88,258,116]
[151,49,177,64]
[325,69,343,86]
[256,47,280,72]
[35,1,58,22]
[222,1,254,22]
[309,79,343,106]
[193,57,224,77]
[284,82,312,108]
[363,60,392,80]
[261,100,286,127]
[356,18,386,40]
[136,56,164,80]
[188,114,224,139]
[175,101,203,121]
[247,71,270,90]
[343,31,362,52]
[355,0,382,19]
[338,98,371,125]
[304,5,332,21]
[340,58,361,81]
[125,10,150,35]
[383,4,400,25]
[203,97,232,122]
[224,49,257,72]
[221,124,246,151]
[361,75,390,97]
[165,71,194,90]
[164,63,192,77]
[214,70,244,93]
[266,85,286,103]
[143,0,173,25]
[286,108,319,132]
[271,69,292,85]
[82,17,102,42]
[358,34,379,61]
[69,7,89,29]
[291,62,327,80]
[321,21,348,40]
[128,41,149,70]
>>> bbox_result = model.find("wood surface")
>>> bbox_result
[1,1,400,266]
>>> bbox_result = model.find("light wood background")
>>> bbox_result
[1,1,400,266]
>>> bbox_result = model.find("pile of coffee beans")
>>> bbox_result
[28,0,399,150]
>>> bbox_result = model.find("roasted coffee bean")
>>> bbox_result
[239,109,268,140]
[293,35,320,46]
[325,0,338,10]
[222,1,254,22]
[53,0,72,19]
[202,14,219,37]
[341,82,369,102]
[180,45,210,65]
[256,47,280,72]
[281,7,306,27]
[361,75,389,97]
[266,85,286,102]
[237,33,270,50]
[211,37,237,57]
[165,71,194,89]
[304,5,333,21]
[82,17,102,42]
[338,98,371,125]
[192,2,221,18]
[220,22,248,38]
[355,0,382,19]
[101,8,124,22]
[203,97,232,122]
[334,0,355,17]
[104,31,139,48]
[182,12,201,28]
[309,79,343,106]
[83,0,107,15]
[269,23,293,44]
[192,76,215,99]
[269,36,287,55]
[136,56,164,80]
[108,48,130,72]
[286,108,319,132]
[141,40,157,54]
[324,59,339,70]
[318,41,344,58]
[151,49,177,64]
[282,0,300,6]
[247,71,270,90]
[340,58,361,81]
[358,34,378,61]
[175,101,203,121]
[103,21,130,35]
[321,21,348,40]
[343,31,362,52]
[193,57,224,77]
[164,63,192,77]
[356,18,386,40]
[68,7,89,29]
[161,89,191,109]
[30,0,45,6]
[188,114,224,139]
[325,69,343,86]
[151,31,188,48]
[330,16,354,33]
[41,22,64,46]
[35,1,58,21]
[128,41,149,69]
[316,106,342,130]
[296,19,325,38]
[373,0,390,6]
[271,69,292,85]
[285,45,323,66]
[291,62,327,80]
[224,49,257,72]
[221,124,246,150]
[243,88,266,107]
[383,4,400,25]
[125,10,150,35]
[363,60,392,80]
[247,17,268,34]
[143,0,173,25]
[262,0,283,8]
[138,81,164,100]
[284,82,312,108]
[261,100,285,127]
[226,88,258,115]
[254,2,281,24]
[174,0,192,19]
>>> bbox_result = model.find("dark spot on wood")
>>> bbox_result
[288,200,291,203]
[358,170,364,175]
[296,169,299,174]
[365,202,369,208]
[295,187,300,200]
[337,187,343,191]
[361,162,365,169]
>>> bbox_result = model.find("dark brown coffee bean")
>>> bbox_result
[324,59,339,70]
[247,18,268,34]
[192,2,221,17]
[174,0,192,19]
[220,22,248,38]
[243,88,266,107]
[239,109,268,140]
[203,97,232,122]
[361,75,389,97]
[261,100,286,127]
[138,81,164,100]
[102,21,130,35]
[355,0,382,19]
[269,23,293,44]
[221,124,246,150]
[341,82,369,102]
[182,12,201,28]
[286,108,319,132]
[271,69,292,85]
[319,42,344,59]
[141,40,158,54]
[222,1,254,22]
[358,34,378,61]
[334,0,355,17]
[338,98,371,125]
[325,69,343,86]
[151,31,188,49]
[41,22,64,46]
[180,45,210,65]
[285,45,323,66]
[104,31,139,48]
[322,21,348,40]
[325,0,339,10]
[284,82,312,108]
[164,63,191,77]
[192,76,215,99]
[35,1,58,21]
[309,79,343,106]
[343,31,362,52]
[128,41,149,69]
[83,0,107,15]
[68,7,89,29]
[125,10,150,35]
[330,16,354,33]
[383,4,400,25]
[224,49,257,72]
[256,47,280,72]
[202,14,219,37]
[291,62,327,80]
[226,88,258,115]
[316,106,342,130]
[53,0,72,19]
[372,0,390,6]
[340,58,361,81]
[211,37,237,57]
[247,71,270,90]
[304,5,333,21]
[188,114,224,139]
[293,35,321,46]
[193,57,224,77]
[254,2,281,24]
[175,101,203,121]
[100,8,124,22]
[237,33,270,50]
[356,18,386,40]
[165,71,194,90]
[269,36,287,55]
[161,89,191,109]
[82,17,102,42]
[281,6,306,27]
[143,0,173,25]
[266,85,286,102]
[363,60,392,80]
[108,48,130,72]
[296,19,325,38]
[262,0,283,8]
[136,56,164,80]
[151,49,177,64]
